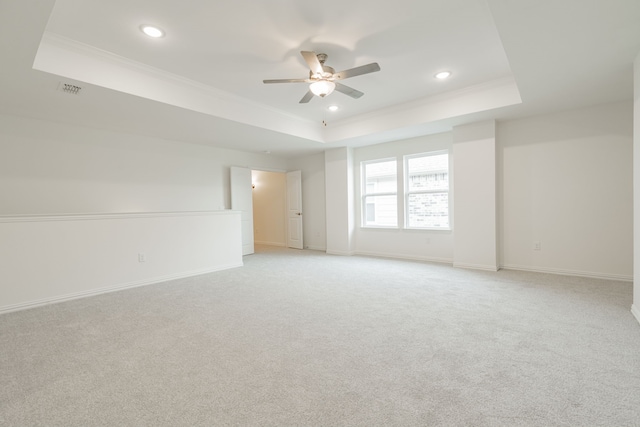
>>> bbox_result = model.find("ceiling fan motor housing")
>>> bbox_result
[310,66,335,80]
[263,50,380,103]
[309,54,334,79]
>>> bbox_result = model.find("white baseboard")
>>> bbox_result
[255,242,325,251]
[632,304,640,326]
[0,262,243,315]
[453,262,499,272]
[501,264,632,282]
[254,241,286,247]
[326,250,356,256]
[354,250,452,265]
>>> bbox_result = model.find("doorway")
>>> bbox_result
[251,170,286,247]
[251,169,304,249]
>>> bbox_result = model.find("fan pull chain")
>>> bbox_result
[322,98,328,127]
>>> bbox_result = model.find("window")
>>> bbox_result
[361,159,397,227]
[404,151,450,229]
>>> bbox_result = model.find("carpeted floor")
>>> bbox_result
[1,245,639,426]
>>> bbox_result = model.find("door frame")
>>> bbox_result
[249,168,303,250]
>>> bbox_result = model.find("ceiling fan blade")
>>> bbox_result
[263,78,309,84]
[333,63,381,80]
[299,90,314,103]
[301,51,323,75]
[335,82,364,99]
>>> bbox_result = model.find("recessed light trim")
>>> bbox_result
[140,25,165,38]
[328,105,339,112]
[435,71,451,80]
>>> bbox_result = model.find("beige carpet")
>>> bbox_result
[1,245,639,426]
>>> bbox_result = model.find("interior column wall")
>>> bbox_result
[325,147,354,255]
[452,120,498,271]
[633,53,640,323]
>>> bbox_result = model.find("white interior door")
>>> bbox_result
[286,170,303,249]
[230,166,254,255]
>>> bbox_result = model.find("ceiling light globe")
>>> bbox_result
[310,81,336,97]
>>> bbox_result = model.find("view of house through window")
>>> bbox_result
[405,152,450,229]
[360,151,450,229]
[361,159,397,227]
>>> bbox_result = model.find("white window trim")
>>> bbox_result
[361,157,398,229]
[403,150,452,231]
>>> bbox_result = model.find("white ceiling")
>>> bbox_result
[1,0,640,158]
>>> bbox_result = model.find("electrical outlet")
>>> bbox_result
[533,242,541,251]
[138,253,146,262]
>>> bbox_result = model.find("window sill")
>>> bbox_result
[360,226,452,232]
[405,227,452,232]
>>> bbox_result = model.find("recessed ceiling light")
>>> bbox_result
[140,25,165,38]
[435,71,451,80]
[328,105,339,112]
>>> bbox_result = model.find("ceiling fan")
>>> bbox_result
[263,51,381,103]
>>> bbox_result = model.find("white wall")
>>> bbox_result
[325,147,355,255]
[1,96,634,312]
[0,211,242,313]
[289,152,326,251]
[251,170,286,246]
[353,132,454,263]
[0,113,288,215]
[499,101,633,280]
[0,113,289,312]
[333,102,632,280]
[453,120,498,271]
[633,54,640,323]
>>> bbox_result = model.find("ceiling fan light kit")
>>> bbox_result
[263,51,380,103]
[309,80,335,97]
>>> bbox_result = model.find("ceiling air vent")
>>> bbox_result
[58,82,82,95]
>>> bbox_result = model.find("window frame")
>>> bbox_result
[360,157,399,228]
[403,150,451,231]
